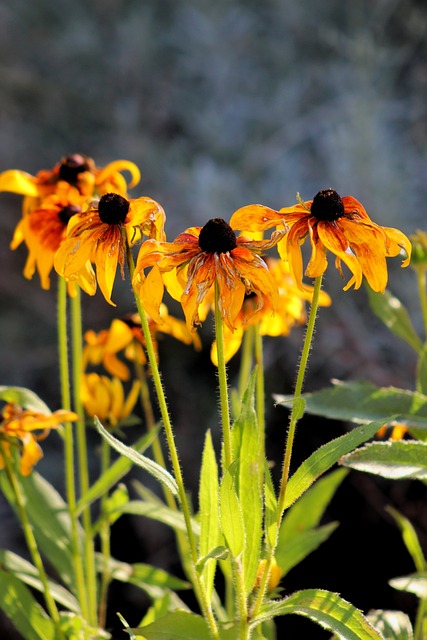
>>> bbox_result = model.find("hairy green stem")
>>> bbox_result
[0,444,65,640]
[214,281,233,472]
[57,277,89,619]
[98,437,112,629]
[416,268,427,341]
[70,290,98,626]
[126,238,219,638]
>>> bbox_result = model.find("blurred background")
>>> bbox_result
[0,0,426,637]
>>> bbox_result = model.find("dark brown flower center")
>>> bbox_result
[98,193,130,225]
[58,204,81,225]
[59,154,92,184]
[198,218,237,254]
[310,189,344,221]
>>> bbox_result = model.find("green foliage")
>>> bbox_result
[367,610,414,640]
[341,441,427,480]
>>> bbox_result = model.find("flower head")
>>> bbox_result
[10,182,88,289]
[54,192,165,305]
[230,190,412,293]
[0,153,140,203]
[133,217,285,331]
[0,402,77,475]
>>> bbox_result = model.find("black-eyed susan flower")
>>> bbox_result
[211,258,332,364]
[81,373,140,428]
[10,182,88,289]
[133,217,285,331]
[230,189,412,293]
[54,192,166,305]
[0,153,140,205]
[0,402,77,475]
[83,305,201,381]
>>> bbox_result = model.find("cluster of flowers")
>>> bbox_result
[0,153,412,473]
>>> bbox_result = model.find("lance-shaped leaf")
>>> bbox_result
[275,380,427,429]
[94,417,178,496]
[198,430,220,601]
[367,609,414,640]
[0,567,56,640]
[386,506,426,572]
[389,572,427,599]
[0,385,51,414]
[220,464,245,559]
[284,421,382,508]
[133,610,212,640]
[254,589,383,639]
[340,441,427,480]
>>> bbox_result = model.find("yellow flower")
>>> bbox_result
[254,557,282,593]
[83,304,201,381]
[81,373,140,428]
[54,192,165,305]
[211,258,331,364]
[230,190,412,293]
[10,182,89,290]
[0,402,77,475]
[0,153,140,204]
[376,423,408,440]
[133,217,285,331]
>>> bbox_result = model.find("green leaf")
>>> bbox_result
[389,572,427,598]
[416,343,427,395]
[0,550,80,613]
[284,421,382,508]
[386,506,426,572]
[0,470,81,590]
[113,499,197,535]
[133,611,212,640]
[255,588,383,639]
[220,465,245,558]
[275,380,427,429]
[0,567,56,640]
[232,372,263,593]
[196,546,229,572]
[341,440,427,480]
[94,417,178,496]
[366,287,423,354]
[367,609,414,640]
[0,385,51,413]
[198,430,221,601]
[77,426,161,514]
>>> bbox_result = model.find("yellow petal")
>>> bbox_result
[0,170,39,196]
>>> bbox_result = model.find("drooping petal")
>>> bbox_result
[230,204,284,232]
[317,221,364,289]
[0,170,39,196]
[20,434,43,476]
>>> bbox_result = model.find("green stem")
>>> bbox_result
[416,268,427,341]
[70,290,98,626]
[254,324,265,491]
[277,274,323,521]
[126,239,219,638]
[0,444,65,640]
[251,274,323,620]
[57,277,89,619]
[98,437,112,629]
[214,281,233,472]
[238,325,254,399]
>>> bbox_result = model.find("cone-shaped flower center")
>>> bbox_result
[58,204,81,225]
[98,193,130,225]
[310,189,344,221]
[198,218,237,254]
[59,154,91,184]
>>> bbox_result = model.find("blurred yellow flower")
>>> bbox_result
[230,190,411,293]
[376,424,408,440]
[133,217,285,331]
[54,192,165,305]
[211,258,331,364]
[83,304,201,381]
[254,557,282,593]
[0,402,77,476]
[81,373,140,428]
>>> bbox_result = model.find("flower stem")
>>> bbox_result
[57,277,89,620]
[98,437,112,629]
[277,273,323,521]
[251,274,323,620]
[214,281,233,472]
[70,289,98,626]
[254,324,265,490]
[238,325,254,399]
[416,267,427,341]
[126,239,219,638]
[0,444,65,640]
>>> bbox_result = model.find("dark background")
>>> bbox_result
[1,0,427,637]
